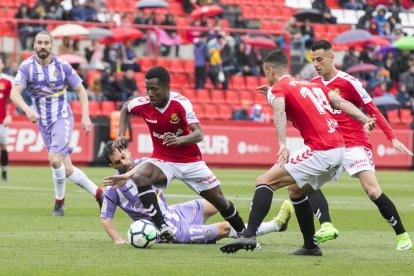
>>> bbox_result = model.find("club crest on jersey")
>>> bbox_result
[333,88,340,95]
[53,69,60,77]
[170,113,180,124]
[0,83,4,90]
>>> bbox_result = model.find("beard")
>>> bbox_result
[36,49,50,59]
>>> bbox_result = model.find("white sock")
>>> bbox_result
[228,221,279,239]
[52,165,66,200]
[68,166,98,197]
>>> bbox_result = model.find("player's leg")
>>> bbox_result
[131,161,174,241]
[308,189,339,243]
[220,164,295,253]
[358,170,412,250]
[48,151,66,216]
[0,143,8,182]
[288,184,322,256]
[63,156,103,208]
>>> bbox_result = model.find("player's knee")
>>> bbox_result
[131,172,151,187]
[256,175,271,185]
[217,222,231,239]
[367,186,382,200]
[49,156,63,169]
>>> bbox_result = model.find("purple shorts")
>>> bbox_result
[38,117,74,158]
[170,199,218,244]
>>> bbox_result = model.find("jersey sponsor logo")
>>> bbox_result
[349,159,369,168]
[170,113,180,124]
[326,118,339,133]
[152,128,183,140]
[195,174,217,184]
[145,118,157,123]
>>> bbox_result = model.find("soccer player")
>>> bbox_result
[106,66,246,242]
[220,50,375,255]
[0,59,12,182]
[101,141,294,244]
[308,40,412,250]
[10,31,104,216]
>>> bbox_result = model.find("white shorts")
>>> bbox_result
[143,159,221,194]
[333,146,375,179]
[0,125,8,144]
[285,146,345,190]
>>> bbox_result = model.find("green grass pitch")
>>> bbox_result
[0,167,413,275]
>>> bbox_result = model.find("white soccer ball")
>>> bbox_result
[127,219,158,248]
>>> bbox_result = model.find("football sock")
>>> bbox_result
[137,185,167,229]
[373,193,406,235]
[291,196,318,249]
[307,189,332,224]
[244,184,274,238]
[1,150,8,170]
[228,221,277,238]
[51,165,66,200]
[68,166,99,197]
[219,201,245,235]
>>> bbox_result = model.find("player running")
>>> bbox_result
[308,40,412,250]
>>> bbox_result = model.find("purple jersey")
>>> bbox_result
[14,55,82,126]
[100,159,218,243]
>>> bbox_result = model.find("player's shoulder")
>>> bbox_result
[171,91,190,103]
[128,96,151,109]
[311,76,323,83]
[19,56,34,68]
[336,71,362,86]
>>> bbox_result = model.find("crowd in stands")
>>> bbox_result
[2,0,414,123]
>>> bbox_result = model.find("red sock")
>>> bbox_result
[95,188,103,200]
[55,198,64,204]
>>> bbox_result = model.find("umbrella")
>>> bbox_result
[50,24,90,37]
[88,27,113,40]
[373,95,401,110]
[243,36,276,49]
[58,54,87,64]
[373,46,400,59]
[293,8,324,23]
[191,5,223,19]
[346,63,379,74]
[393,36,414,50]
[334,29,372,45]
[100,27,143,44]
[136,0,169,9]
[363,35,391,47]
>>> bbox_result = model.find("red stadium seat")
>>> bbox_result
[169,59,185,73]
[386,110,400,124]
[192,103,205,119]
[101,101,117,113]
[218,103,233,120]
[89,101,102,116]
[182,89,197,102]
[253,91,269,105]
[196,89,211,103]
[204,103,220,120]
[210,90,226,104]
[230,75,246,90]
[225,90,240,105]
[134,72,146,87]
[137,58,155,72]
[70,101,82,116]
[156,58,172,70]
[239,91,253,103]
[172,73,189,87]
[245,76,259,89]
[183,59,195,73]
[400,109,412,124]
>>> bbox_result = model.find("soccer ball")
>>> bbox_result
[127,219,157,248]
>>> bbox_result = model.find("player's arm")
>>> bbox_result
[363,102,413,155]
[3,92,12,126]
[270,97,289,166]
[10,84,38,124]
[327,91,375,132]
[73,83,91,134]
[163,122,204,146]
[100,217,128,244]
[113,101,132,149]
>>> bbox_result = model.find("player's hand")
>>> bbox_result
[276,144,290,167]
[163,132,181,146]
[363,117,376,133]
[113,136,127,149]
[257,85,270,96]
[25,109,39,124]
[2,115,12,127]
[392,138,413,156]
[114,239,129,245]
[81,115,92,135]
[102,174,129,189]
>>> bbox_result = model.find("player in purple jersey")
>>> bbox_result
[10,31,103,216]
[101,141,294,244]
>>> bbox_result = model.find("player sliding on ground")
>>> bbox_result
[101,141,294,244]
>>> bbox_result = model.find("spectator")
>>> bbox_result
[101,68,124,102]
[359,45,374,64]
[299,19,315,60]
[160,13,180,57]
[182,0,196,14]
[118,69,139,101]
[15,4,40,50]
[103,42,122,72]
[84,0,98,22]
[251,104,264,122]
[391,23,406,39]
[383,50,396,71]
[194,33,209,89]
[356,6,374,29]
[121,39,141,72]
[88,74,106,101]
[285,17,310,63]
[342,47,359,72]
[144,12,158,56]
[70,0,84,21]
[400,60,414,101]
[387,11,401,33]
[341,0,364,10]
[235,43,254,76]
[72,40,81,55]
[372,51,385,68]
[58,36,73,55]
[232,100,251,121]
[373,5,387,35]
[396,83,413,110]
[368,19,380,35]
[207,38,223,89]
[389,50,411,81]
[44,0,64,20]
[312,0,337,24]
[217,34,234,91]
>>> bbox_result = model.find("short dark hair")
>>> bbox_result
[145,66,170,87]
[34,31,53,43]
[263,50,289,67]
[102,140,123,165]
[311,40,332,52]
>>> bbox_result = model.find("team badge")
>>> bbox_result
[334,88,340,95]
[0,83,4,90]
[101,198,107,212]
[170,113,180,124]
[53,69,60,77]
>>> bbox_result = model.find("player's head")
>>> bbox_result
[145,66,171,108]
[310,40,335,78]
[263,50,289,86]
[34,31,53,60]
[103,141,134,174]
